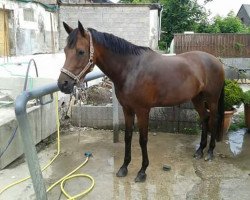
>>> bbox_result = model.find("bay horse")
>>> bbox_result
[58,21,225,182]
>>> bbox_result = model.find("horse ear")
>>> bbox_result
[63,22,73,35]
[78,21,86,37]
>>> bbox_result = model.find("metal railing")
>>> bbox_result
[14,70,104,199]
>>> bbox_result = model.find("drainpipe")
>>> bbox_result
[159,5,163,41]
[14,70,104,200]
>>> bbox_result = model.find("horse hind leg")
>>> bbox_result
[192,94,210,159]
[116,107,135,177]
[201,80,224,161]
[205,101,220,161]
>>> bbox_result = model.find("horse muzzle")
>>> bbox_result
[57,80,76,94]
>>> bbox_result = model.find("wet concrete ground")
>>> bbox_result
[0,128,250,200]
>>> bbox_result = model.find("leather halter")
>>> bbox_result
[60,31,94,83]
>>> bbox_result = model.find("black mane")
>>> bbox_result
[66,28,151,55]
[88,28,151,55]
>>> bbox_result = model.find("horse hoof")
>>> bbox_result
[193,150,203,159]
[204,153,214,161]
[116,167,128,177]
[135,172,147,182]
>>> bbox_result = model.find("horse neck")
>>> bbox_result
[94,44,137,87]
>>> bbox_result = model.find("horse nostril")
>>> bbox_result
[63,81,68,86]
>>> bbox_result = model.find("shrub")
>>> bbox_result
[224,79,243,110]
[242,90,250,105]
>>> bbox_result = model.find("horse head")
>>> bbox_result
[58,21,94,94]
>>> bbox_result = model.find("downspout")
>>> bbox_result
[159,5,163,41]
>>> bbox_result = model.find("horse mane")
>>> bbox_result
[66,28,151,55]
[88,28,152,55]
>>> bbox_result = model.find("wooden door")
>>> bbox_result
[0,9,9,56]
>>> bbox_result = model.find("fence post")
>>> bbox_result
[112,83,119,143]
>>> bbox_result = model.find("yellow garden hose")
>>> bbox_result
[47,156,95,199]
[0,92,95,199]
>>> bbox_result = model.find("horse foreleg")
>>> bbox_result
[116,107,135,177]
[134,109,150,182]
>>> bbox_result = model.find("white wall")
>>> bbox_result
[0,0,59,56]
[149,9,159,49]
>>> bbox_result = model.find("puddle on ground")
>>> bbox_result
[227,128,247,156]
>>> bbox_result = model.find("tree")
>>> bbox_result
[210,12,250,33]
[196,11,250,33]
[119,0,249,50]
[119,0,209,49]
[159,0,208,49]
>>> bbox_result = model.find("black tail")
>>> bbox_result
[216,82,225,142]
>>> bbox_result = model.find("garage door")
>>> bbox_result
[0,9,9,56]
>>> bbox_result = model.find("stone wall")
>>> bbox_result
[59,4,159,50]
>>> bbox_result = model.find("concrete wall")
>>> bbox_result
[0,0,59,56]
[222,58,250,68]
[59,4,160,50]
[0,100,57,169]
[0,77,57,169]
[71,102,199,134]
[222,58,250,80]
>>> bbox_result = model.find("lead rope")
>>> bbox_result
[61,31,94,83]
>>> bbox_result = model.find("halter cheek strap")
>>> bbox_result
[60,31,94,83]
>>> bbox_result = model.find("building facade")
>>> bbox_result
[237,4,250,26]
[59,3,162,50]
[0,0,58,56]
[0,1,162,57]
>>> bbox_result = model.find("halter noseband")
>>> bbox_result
[60,31,94,83]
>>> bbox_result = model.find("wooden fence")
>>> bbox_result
[174,33,250,58]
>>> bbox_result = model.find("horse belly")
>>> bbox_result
[121,84,195,108]
[154,77,203,107]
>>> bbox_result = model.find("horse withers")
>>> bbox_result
[58,21,225,182]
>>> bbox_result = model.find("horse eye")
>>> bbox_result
[78,50,85,56]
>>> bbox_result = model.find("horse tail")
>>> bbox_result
[216,81,225,142]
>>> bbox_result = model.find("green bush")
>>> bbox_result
[242,90,250,105]
[229,112,245,131]
[224,79,243,110]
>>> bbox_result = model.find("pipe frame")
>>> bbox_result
[14,71,104,200]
